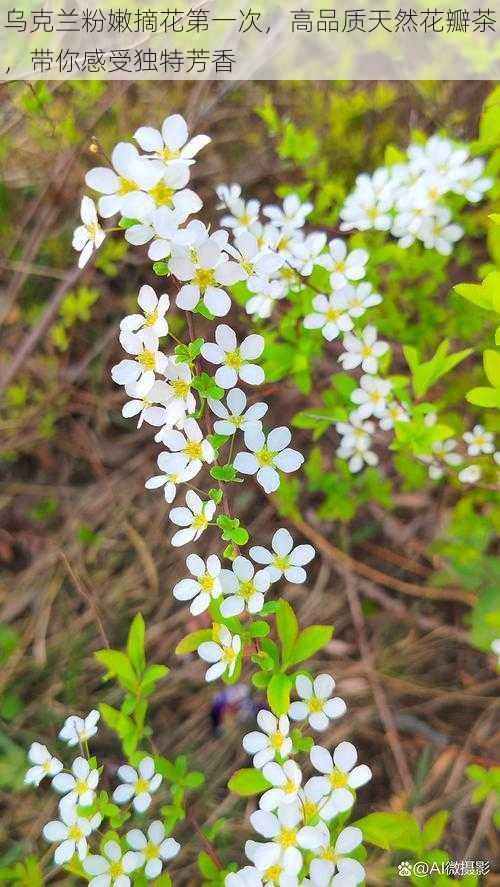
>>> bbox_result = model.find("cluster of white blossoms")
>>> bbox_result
[339,134,492,254]
[227,675,370,886]
[26,711,180,882]
[215,159,495,485]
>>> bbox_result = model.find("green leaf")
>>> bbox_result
[267,673,292,716]
[483,349,500,388]
[355,811,422,852]
[210,464,240,482]
[422,811,449,849]
[276,600,298,665]
[216,515,249,545]
[153,261,170,276]
[228,768,271,796]
[176,630,213,655]
[198,851,219,879]
[192,372,224,400]
[95,650,138,691]
[127,613,146,675]
[288,625,333,666]
[250,621,270,638]
[195,302,215,320]
[403,340,472,398]
[208,488,223,505]
[119,217,140,229]
[208,433,230,450]
[466,386,500,408]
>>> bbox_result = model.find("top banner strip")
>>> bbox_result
[1,0,499,80]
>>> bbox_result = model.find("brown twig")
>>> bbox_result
[59,551,110,649]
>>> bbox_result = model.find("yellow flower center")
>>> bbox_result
[222,646,237,664]
[476,435,485,445]
[144,843,160,860]
[225,349,243,370]
[138,349,156,370]
[284,778,297,794]
[85,222,99,239]
[194,267,216,292]
[239,211,251,225]
[302,800,318,820]
[118,176,137,195]
[168,472,179,483]
[329,769,349,789]
[109,861,124,877]
[135,777,150,794]
[172,379,190,398]
[326,307,342,322]
[74,779,88,795]
[264,865,282,883]
[336,260,346,272]
[68,824,84,841]
[200,573,215,593]
[278,828,297,849]
[192,513,208,530]
[361,344,373,357]
[367,206,379,220]
[149,181,175,207]
[42,760,52,773]
[308,697,324,713]
[256,447,274,466]
[281,266,296,282]
[239,579,256,601]
[269,731,284,750]
[161,146,181,161]
[241,259,255,275]
[273,555,289,571]
[144,310,158,327]
[231,415,243,427]
[184,441,203,460]
[371,390,382,402]
[321,847,338,862]
[428,186,440,200]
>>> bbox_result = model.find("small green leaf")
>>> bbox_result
[422,811,449,849]
[176,630,213,655]
[152,261,170,276]
[127,613,146,675]
[276,600,298,665]
[228,768,271,796]
[195,302,215,320]
[210,465,239,482]
[466,386,500,408]
[119,217,140,229]
[250,621,270,638]
[288,625,333,666]
[355,812,422,852]
[267,673,292,716]
[208,488,223,504]
[483,349,500,388]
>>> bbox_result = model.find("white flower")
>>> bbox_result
[379,401,409,431]
[85,142,161,219]
[170,233,243,316]
[340,176,393,233]
[43,806,101,865]
[289,232,327,276]
[122,380,177,429]
[308,742,372,816]
[350,375,392,419]
[201,324,265,389]
[458,465,481,484]
[112,329,167,397]
[120,285,169,339]
[113,757,162,813]
[243,711,292,769]
[124,164,203,222]
[173,553,222,615]
[134,113,210,167]
[337,435,378,474]
[208,388,268,436]
[72,196,105,268]
[452,158,492,203]
[259,760,302,811]
[344,281,383,318]
[335,413,375,449]
[316,239,368,289]
[153,360,197,429]
[127,204,195,257]
[25,743,63,787]
[420,207,463,255]
[169,490,216,547]
[288,674,346,732]
[52,756,99,810]
[220,556,271,617]
[247,803,322,880]
[309,823,365,886]
[249,527,315,585]
[198,625,241,682]
[226,867,263,887]
[339,326,389,375]
[463,424,494,456]
[220,190,262,235]
[59,710,100,746]
[246,279,287,320]
[145,453,199,503]
[431,438,462,468]
[303,292,353,342]
[228,231,284,286]
[83,840,142,887]
[263,194,313,230]
[234,426,304,494]
[126,820,180,880]
[160,417,214,473]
